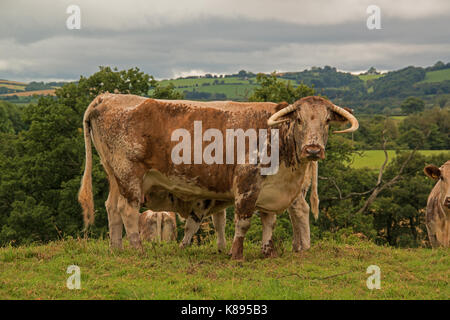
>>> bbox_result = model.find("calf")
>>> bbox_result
[139,210,177,242]
[424,160,450,248]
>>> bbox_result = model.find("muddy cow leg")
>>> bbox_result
[117,194,142,250]
[288,195,310,252]
[212,210,227,252]
[180,214,202,248]
[260,212,277,257]
[231,215,252,260]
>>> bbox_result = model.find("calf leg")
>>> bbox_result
[260,212,277,258]
[180,214,201,248]
[212,210,227,252]
[288,196,310,252]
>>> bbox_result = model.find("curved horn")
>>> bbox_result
[267,104,297,126]
[329,103,359,133]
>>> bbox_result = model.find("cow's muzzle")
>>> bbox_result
[301,145,325,160]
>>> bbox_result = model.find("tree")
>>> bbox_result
[0,66,160,245]
[401,97,425,114]
[249,72,315,103]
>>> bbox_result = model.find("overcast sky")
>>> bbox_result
[1,0,450,81]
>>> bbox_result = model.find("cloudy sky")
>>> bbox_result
[1,0,450,81]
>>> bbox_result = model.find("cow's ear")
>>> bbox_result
[424,165,441,180]
[275,101,289,112]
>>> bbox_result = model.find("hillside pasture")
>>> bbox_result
[420,69,450,83]
[350,150,450,170]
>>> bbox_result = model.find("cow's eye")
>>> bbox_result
[297,119,302,125]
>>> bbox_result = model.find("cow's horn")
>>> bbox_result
[267,104,297,126]
[329,104,359,133]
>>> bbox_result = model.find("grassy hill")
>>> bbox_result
[420,68,450,83]
[0,238,448,299]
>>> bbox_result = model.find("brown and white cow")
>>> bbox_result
[139,210,177,242]
[424,161,450,248]
[78,93,357,259]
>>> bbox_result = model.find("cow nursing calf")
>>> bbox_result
[424,161,450,248]
[180,160,318,257]
[78,93,358,259]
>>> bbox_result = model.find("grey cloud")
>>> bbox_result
[0,1,449,81]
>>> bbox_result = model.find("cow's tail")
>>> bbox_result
[78,97,99,228]
[310,161,319,220]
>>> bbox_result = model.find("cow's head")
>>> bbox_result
[424,161,450,211]
[267,96,358,160]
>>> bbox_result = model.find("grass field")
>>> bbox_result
[351,150,450,169]
[0,238,448,300]
[358,74,385,82]
[420,69,450,83]
[0,89,56,97]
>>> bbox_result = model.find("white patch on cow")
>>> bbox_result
[256,162,308,213]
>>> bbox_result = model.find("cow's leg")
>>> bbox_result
[104,174,123,249]
[260,212,277,258]
[117,195,142,250]
[180,214,201,248]
[231,169,261,260]
[288,195,310,252]
[231,215,252,260]
[212,210,227,252]
[105,190,123,249]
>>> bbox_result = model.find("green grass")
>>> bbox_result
[389,116,407,122]
[420,69,450,83]
[351,150,450,169]
[0,238,448,299]
[358,74,384,82]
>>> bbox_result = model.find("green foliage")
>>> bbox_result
[401,97,425,114]
[249,72,315,103]
[0,67,156,246]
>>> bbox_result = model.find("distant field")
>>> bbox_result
[420,69,450,83]
[0,89,55,97]
[351,150,450,169]
[389,116,407,122]
[358,74,384,82]
[0,80,27,92]
[0,80,27,86]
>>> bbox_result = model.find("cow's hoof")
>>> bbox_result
[110,240,123,250]
[262,240,277,258]
[231,237,244,260]
[128,233,142,250]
